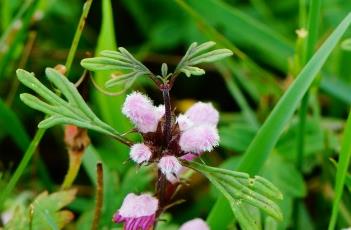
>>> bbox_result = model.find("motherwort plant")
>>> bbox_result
[17,41,283,229]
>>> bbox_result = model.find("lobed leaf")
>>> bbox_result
[17,68,129,144]
[4,189,76,230]
[175,41,233,78]
[80,47,153,91]
[186,161,283,229]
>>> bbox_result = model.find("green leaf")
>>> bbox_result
[262,154,306,198]
[208,12,351,229]
[16,68,130,145]
[237,11,351,174]
[80,48,152,90]
[0,98,30,151]
[4,189,76,230]
[320,75,351,105]
[175,41,233,78]
[328,109,351,229]
[341,38,351,51]
[186,0,293,71]
[186,161,283,229]
[219,123,256,152]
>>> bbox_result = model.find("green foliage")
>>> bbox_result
[187,161,283,230]
[2,0,351,229]
[81,41,232,86]
[4,189,76,230]
[16,68,128,144]
[81,48,154,88]
[208,12,351,228]
[175,41,232,77]
[0,99,30,151]
[329,109,351,229]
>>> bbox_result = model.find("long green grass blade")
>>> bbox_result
[0,128,45,209]
[0,98,30,150]
[207,13,351,229]
[328,109,351,229]
[0,0,39,77]
[238,12,351,176]
[65,0,93,74]
[187,0,294,71]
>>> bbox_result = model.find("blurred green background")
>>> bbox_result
[1,0,351,229]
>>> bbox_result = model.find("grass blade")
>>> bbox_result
[0,98,30,150]
[328,109,351,229]
[186,0,293,71]
[207,12,351,229]
[238,12,351,174]
[0,128,46,209]
[65,0,93,74]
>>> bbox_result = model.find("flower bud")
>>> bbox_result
[185,102,219,126]
[180,218,209,230]
[177,114,194,131]
[158,156,182,183]
[179,124,219,154]
[122,92,161,133]
[130,143,152,164]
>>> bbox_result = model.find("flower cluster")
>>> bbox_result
[113,91,220,229]
[122,92,219,182]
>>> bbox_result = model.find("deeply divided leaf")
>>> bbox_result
[186,161,283,229]
[16,68,126,141]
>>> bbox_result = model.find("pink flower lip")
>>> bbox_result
[113,193,158,230]
[180,153,199,161]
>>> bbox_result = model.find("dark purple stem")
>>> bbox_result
[155,83,172,223]
[161,84,172,147]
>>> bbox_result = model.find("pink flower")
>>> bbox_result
[179,218,209,230]
[177,114,193,131]
[180,153,198,161]
[158,156,182,183]
[185,102,219,126]
[113,193,158,230]
[130,143,152,164]
[179,124,219,154]
[122,92,164,133]
[176,101,220,158]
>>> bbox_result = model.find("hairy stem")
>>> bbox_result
[161,84,172,146]
[156,170,167,210]
[155,83,172,224]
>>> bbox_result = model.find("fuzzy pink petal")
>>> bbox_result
[185,102,219,126]
[155,104,165,120]
[130,143,152,164]
[177,114,194,131]
[180,153,199,161]
[179,218,210,230]
[122,92,160,133]
[118,193,158,218]
[179,124,219,153]
[158,156,182,183]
